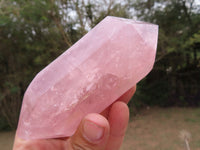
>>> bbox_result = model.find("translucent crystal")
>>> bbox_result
[17,16,158,140]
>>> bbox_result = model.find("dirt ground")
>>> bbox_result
[1,107,200,150]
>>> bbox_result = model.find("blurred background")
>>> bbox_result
[0,0,200,149]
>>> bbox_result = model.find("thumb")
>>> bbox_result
[67,113,110,150]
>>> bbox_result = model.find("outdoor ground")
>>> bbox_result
[1,107,200,150]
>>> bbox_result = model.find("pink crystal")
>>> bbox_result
[17,16,158,140]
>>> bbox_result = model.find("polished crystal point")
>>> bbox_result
[17,16,158,140]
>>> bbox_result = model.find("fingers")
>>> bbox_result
[14,86,135,150]
[13,136,66,150]
[101,85,136,118]
[105,101,129,150]
[67,86,136,150]
[66,113,110,150]
[117,86,136,104]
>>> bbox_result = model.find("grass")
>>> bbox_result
[121,107,200,150]
[0,107,200,150]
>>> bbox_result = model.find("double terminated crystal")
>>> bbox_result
[17,16,158,140]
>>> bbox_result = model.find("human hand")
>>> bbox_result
[13,86,136,150]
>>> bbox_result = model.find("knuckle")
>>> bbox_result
[69,139,93,150]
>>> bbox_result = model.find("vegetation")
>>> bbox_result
[132,0,200,107]
[0,0,200,129]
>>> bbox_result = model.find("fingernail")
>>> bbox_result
[83,120,104,142]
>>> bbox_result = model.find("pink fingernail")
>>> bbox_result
[83,120,104,142]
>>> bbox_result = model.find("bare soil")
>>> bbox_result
[1,107,200,150]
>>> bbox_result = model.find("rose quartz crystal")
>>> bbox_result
[17,16,158,140]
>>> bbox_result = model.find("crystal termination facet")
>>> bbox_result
[17,16,158,140]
